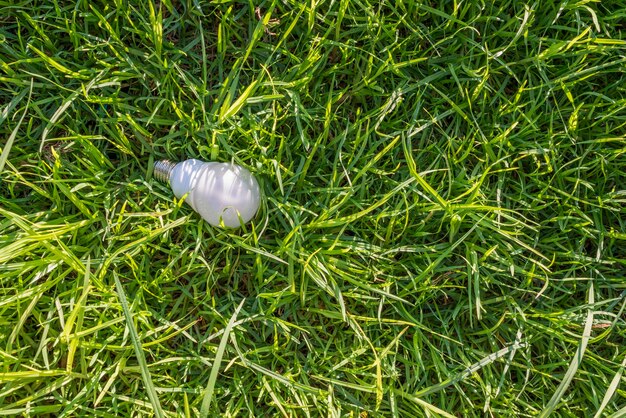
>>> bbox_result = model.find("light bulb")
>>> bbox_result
[154,158,261,228]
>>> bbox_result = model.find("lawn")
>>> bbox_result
[1,0,626,416]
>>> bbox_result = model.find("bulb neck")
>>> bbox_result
[154,160,177,184]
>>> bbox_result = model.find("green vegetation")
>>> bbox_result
[1,0,626,416]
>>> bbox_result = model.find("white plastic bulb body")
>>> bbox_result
[155,159,261,228]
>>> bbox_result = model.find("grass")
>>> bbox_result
[1,0,625,416]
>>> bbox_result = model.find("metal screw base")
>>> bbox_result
[154,160,176,184]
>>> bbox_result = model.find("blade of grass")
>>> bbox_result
[607,405,626,418]
[539,281,595,418]
[0,79,33,173]
[593,351,626,418]
[392,389,456,418]
[415,339,528,398]
[200,299,245,417]
[0,86,28,127]
[113,272,165,418]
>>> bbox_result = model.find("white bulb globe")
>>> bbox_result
[157,159,261,228]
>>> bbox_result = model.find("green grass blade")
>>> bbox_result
[113,273,165,418]
[593,352,626,418]
[539,282,595,418]
[200,299,245,417]
[0,79,32,173]
[392,389,456,418]
[415,338,528,398]
[607,405,626,418]
[0,86,28,127]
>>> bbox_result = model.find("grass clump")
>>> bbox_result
[1,0,626,416]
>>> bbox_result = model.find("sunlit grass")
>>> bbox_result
[1,0,626,416]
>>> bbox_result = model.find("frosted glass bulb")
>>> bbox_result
[154,159,261,228]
